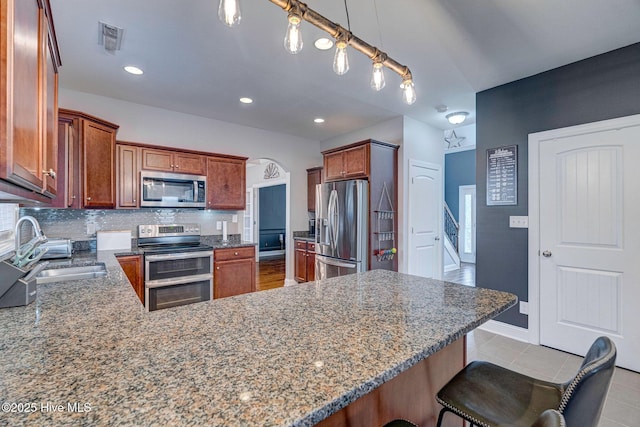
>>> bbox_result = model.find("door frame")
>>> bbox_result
[407,159,443,280]
[527,113,640,345]
[458,185,476,264]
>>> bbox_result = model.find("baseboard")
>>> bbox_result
[478,320,529,343]
[259,249,285,259]
[444,264,459,273]
[284,278,298,287]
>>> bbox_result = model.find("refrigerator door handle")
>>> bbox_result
[332,189,340,251]
[316,255,357,269]
[328,189,337,251]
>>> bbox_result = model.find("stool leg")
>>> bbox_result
[436,408,448,427]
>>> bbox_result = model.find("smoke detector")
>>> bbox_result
[98,22,124,54]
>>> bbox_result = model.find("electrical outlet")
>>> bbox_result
[509,216,529,228]
[519,301,529,315]
[232,214,238,223]
[216,221,222,230]
[87,223,96,235]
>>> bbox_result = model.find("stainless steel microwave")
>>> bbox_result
[140,171,207,208]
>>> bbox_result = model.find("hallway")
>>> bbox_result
[443,262,475,287]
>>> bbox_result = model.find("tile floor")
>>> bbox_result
[445,263,640,426]
[467,330,640,426]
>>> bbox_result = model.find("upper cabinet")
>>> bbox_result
[141,148,205,175]
[323,144,369,181]
[57,109,119,209]
[206,156,246,210]
[116,143,139,209]
[0,0,61,202]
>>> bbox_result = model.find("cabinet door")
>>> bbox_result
[307,168,322,212]
[141,148,174,172]
[207,157,246,210]
[82,120,116,208]
[41,24,58,197]
[343,145,369,178]
[174,152,205,175]
[117,255,143,304]
[295,247,307,282]
[214,258,255,299]
[117,144,139,208]
[1,0,44,192]
[323,151,344,181]
[306,250,316,282]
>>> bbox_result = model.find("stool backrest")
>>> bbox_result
[559,336,616,427]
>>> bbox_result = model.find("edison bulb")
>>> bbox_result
[218,0,241,27]
[284,14,303,54]
[370,62,385,91]
[333,41,349,75]
[402,79,416,105]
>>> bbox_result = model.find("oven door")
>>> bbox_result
[145,251,213,311]
[146,277,212,311]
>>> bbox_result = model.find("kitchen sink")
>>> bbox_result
[36,264,107,284]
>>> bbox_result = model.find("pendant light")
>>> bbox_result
[401,78,416,105]
[218,0,241,27]
[333,31,349,75]
[284,9,303,54]
[370,53,386,91]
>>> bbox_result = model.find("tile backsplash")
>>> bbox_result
[20,208,242,241]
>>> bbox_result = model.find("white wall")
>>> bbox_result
[59,89,322,239]
[319,116,403,152]
[444,123,476,153]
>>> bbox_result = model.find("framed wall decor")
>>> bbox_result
[486,145,517,206]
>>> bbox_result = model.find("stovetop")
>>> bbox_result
[139,243,213,255]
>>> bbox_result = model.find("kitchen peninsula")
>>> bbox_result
[0,252,516,426]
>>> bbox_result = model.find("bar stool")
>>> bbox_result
[383,409,565,427]
[435,336,616,427]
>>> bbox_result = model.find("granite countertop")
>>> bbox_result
[293,231,315,242]
[0,254,516,426]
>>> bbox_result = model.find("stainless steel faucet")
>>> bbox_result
[15,216,47,259]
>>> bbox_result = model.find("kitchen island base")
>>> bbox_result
[317,337,465,427]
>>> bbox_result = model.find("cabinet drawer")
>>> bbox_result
[307,242,316,252]
[295,240,307,250]
[215,246,255,261]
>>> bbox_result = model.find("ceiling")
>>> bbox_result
[50,0,640,141]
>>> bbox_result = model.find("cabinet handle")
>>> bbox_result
[72,195,76,199]
[170,164,174,168]
[216,266,220,270]
[42,169,56,179]
[234,252,238,256]
[86,197,92,201]
[133,199,136,203]
[175,165,179,169]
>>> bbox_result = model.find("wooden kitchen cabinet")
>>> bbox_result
[214,246,256,298]
[307,167,322,212]
[294,239,316,283]
[0,0,61,203]
[322,139,399,272]
[141,148,205,175]
[116,143,140,208]
[323,144,369,181]
[206,156,246,210]
[117,255,144,304]
[57,109,119,209]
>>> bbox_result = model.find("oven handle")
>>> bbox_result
[145,273,213,288]
[145,251,213,262]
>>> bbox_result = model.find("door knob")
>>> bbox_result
[542,250,552,257]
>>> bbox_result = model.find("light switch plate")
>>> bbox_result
[519,301,529,315]
[509,216,529,228]
[232,214,238,223]
[216,221,222,230]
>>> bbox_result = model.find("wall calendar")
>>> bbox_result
[486,145,517,206]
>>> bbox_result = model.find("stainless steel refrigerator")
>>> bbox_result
[315,179,368,280]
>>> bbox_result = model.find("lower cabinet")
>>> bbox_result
[294,239,315,283]
[214,246,256,299]
[117,255,144,304]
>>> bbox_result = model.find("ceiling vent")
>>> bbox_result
[98,22,124,54]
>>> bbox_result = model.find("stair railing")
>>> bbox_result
[444,202,459,253]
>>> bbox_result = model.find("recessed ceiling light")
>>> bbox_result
[314,118,325,124]
[124,65,143,75]
[239,97,253,104]
[314,38,334,50]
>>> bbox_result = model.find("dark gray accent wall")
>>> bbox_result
[259,184,286,230]
[476,42,640,328]
[445,149,476,222]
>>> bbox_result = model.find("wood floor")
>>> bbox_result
[256,254,286,291]
[443,262,476,287]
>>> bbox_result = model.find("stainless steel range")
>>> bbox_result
[138,224,213,312]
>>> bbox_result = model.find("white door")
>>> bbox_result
[408,160,442,279]
[538,121,640,371]
[458,185,476,264]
